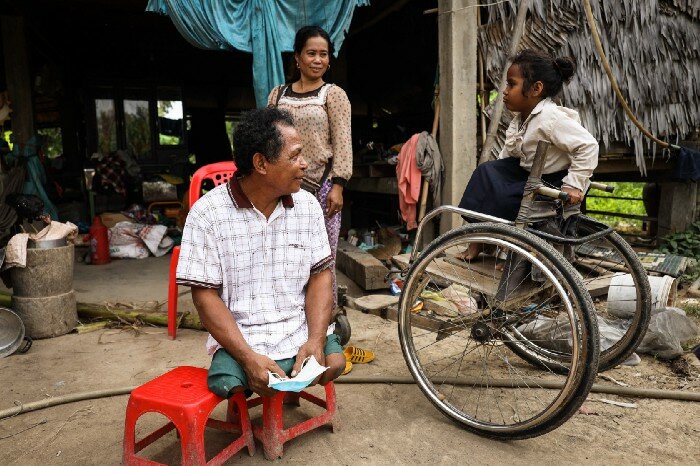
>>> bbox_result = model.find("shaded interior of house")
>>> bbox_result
[0,0,698,247]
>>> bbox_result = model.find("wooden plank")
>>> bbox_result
[353,294,399,311]
[393,253,497,296]
[392,253,548,307]
[581,273,624,298]
[336,239,390,291]
[423,298,460,317]
[348,302,459,334]
[443,254,503,279]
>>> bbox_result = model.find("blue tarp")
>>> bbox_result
[146,0,369,107]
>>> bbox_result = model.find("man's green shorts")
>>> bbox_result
[208,334,343,398]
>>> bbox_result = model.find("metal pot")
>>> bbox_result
[28,238,67,249]
[0,307,32,358]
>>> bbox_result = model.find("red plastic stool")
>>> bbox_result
[123,366,255,465]
[243,382,338,460]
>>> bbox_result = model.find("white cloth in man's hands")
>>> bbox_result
[267,356,328,392]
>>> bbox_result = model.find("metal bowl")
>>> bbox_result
[28,238,67,249]
[0,307,25,358]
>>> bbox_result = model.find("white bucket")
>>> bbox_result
[607,274,677,319]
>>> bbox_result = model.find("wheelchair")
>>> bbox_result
[396,141,650,439]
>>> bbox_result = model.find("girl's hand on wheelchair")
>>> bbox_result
[561,186,583,206]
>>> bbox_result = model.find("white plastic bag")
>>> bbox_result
[636,307,699,360]
[518,314,628,353]
[108,221,173,259]
[441,284,479,316]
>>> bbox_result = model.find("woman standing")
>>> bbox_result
[268,26,352,310]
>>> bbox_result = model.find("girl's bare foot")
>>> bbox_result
[455,242,482,261]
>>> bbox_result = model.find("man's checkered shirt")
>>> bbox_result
[176,178,333,360]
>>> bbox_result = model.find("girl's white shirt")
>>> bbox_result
[499,98,599,191]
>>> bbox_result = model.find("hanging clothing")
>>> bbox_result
[415,131,443,205]
[396,134,422,230]
[146,0,369,108]
[673,146,700,181]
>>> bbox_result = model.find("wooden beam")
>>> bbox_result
[1,16,34,146]
[336,239,390,291]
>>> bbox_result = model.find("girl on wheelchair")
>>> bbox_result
[458,49,599,260]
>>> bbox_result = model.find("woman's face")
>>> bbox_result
[295,36,330,81]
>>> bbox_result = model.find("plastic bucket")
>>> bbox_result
[608,274,677,319]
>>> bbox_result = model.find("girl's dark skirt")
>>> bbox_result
[458,157,568,221]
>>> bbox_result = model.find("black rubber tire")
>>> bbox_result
[398,223,600,440]
[508,223,651,372]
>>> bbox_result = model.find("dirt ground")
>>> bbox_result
[0,255,699,465]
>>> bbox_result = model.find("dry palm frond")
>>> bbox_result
[479,0,700,173]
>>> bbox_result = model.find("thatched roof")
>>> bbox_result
[479,0,700,174]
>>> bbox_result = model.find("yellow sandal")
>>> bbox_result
[344,346,375,364]
[342,360,353,375]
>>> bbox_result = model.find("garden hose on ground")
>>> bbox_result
[1,376,698,421]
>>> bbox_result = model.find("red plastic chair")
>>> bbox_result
[168,161,237,339]
[243,382,338,460]
[123,366,255,465]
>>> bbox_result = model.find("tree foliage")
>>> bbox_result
[586,182,646,232]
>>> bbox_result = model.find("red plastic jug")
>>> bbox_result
[89,216,111,265]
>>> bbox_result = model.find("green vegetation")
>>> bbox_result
[682,301,700,319]
[37,127,63,158]
[125,102,151,159]
[159,134,181,145]
[585,182,646,232]
[657,220,700,260]
[158,100,183,146]
[2,130,13,149]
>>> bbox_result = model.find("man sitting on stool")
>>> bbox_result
[176,107,346,397]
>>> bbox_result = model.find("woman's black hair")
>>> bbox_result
[287,25,334,82]
[511,49,576,98]
[293,25,334,56]
[232,107,295,177]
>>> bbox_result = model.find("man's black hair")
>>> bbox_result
[232,107,295,176]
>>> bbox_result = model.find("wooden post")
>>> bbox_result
[438,0,478,234]
[657,182,698,237]
[478,0,531,165]
[1,16,34,146]
[477,8,487,146]
[417,88,441,222]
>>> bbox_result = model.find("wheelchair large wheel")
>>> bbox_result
[517,216,651,371]
[572,218,651,369]
[398,223,599,440]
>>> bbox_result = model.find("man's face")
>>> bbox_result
[265,124,307,194]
